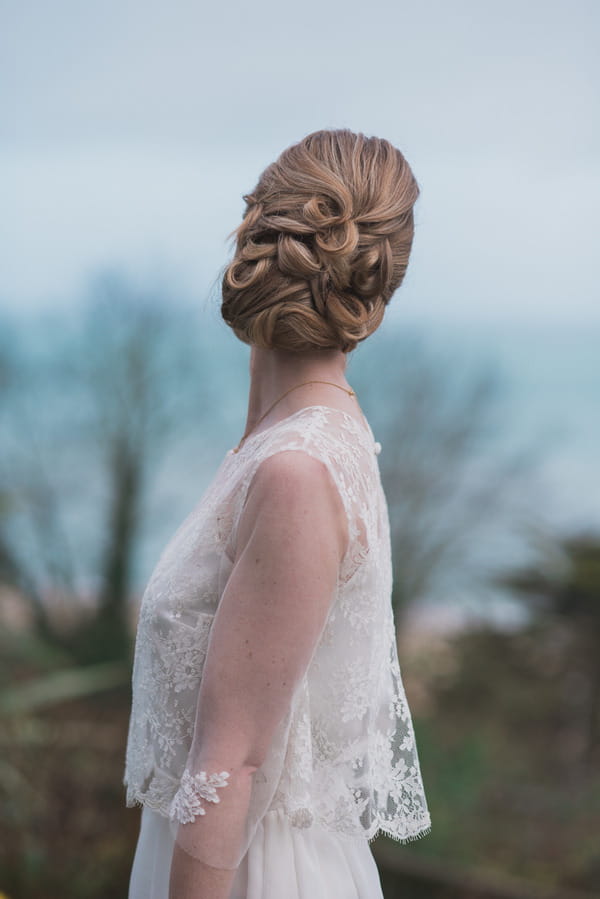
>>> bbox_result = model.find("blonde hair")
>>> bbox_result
[221,129,419,353]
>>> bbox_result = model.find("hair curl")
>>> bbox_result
[221,129,420,353]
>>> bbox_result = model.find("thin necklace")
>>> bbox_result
[232,379,356,453]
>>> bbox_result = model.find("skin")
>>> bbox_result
[169,845,239,899]
[167,345,355,898]
[243,345,358,438]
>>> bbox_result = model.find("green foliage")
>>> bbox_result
[496,532,600,770]
[400,618,600,894]
[498,532,600,623]
[0,662,129,715]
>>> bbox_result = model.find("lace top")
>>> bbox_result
[123,404,431,868]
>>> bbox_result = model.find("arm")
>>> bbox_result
[168,449,348,899]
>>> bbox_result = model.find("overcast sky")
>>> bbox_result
[2,0,598,325]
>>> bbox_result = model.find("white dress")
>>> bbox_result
[128,805,384,898]
[123,405,431,898]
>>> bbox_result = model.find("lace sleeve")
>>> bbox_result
[168,449,348,872]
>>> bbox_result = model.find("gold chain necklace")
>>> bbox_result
[232,379,356,453]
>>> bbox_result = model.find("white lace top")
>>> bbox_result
[123,404,431,868]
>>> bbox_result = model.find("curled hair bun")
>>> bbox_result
[221,129,419,353]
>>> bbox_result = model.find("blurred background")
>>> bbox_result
[1,0,598,896]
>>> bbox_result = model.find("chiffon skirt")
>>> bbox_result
[128,804,385,899]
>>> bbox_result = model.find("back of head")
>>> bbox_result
[221,129,420,353]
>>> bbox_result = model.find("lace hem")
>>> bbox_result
[366,812,432,846]
[125,773,431,844]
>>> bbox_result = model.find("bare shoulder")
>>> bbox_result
[249,449,336,503]
[237,450,348,562]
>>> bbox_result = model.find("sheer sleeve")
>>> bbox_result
[167,448,349,873]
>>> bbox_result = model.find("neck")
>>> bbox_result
[244,345,353,435]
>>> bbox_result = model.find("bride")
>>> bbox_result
[123,127,431,899]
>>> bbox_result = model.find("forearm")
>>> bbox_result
[167,762,254,894]
[166,451,344,893]
[168,844,238,899]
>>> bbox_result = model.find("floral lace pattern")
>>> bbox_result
[123,405,431,844]
[169,769,230,824]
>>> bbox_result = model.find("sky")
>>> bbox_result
[2,0,598,326]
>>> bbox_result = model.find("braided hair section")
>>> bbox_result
[221,129,419,353]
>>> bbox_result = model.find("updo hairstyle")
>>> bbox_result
[221,129,419,353]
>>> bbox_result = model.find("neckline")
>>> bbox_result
[231,404,376,453]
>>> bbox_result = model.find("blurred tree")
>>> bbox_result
[0,313,55,641]
[71,269,212,663]
[350,328,543,621]
[0,267,213,666]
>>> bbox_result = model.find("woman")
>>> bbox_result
[124,128,431,899]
